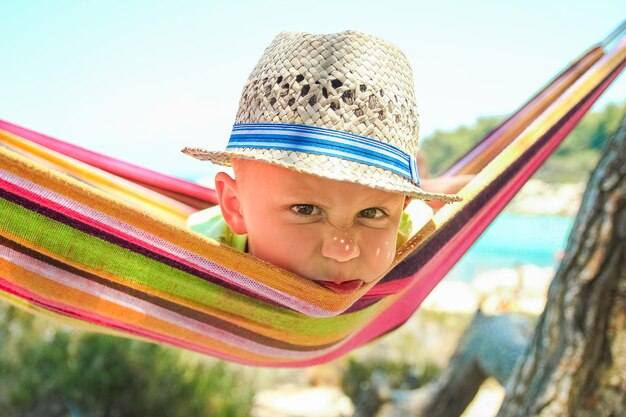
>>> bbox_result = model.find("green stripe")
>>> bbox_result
[0,197,378,337]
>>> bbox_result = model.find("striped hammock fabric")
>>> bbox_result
[0,29,624,367]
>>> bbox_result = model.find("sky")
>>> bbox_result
[1,0,624,178]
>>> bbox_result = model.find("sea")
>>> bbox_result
[446,213,574,282]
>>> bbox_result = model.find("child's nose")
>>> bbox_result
[321,232,360,263]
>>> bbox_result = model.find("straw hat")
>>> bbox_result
[183,30,460,203]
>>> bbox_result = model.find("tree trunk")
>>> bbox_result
[354,312,533,417]
[357,116,626,417]
[416,312,533,417]
[496,116,626,416]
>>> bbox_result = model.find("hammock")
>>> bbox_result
[1,26,624,367]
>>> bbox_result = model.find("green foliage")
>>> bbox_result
[421,116,504,176]
[539,101,626,182]
[340,357,440,402]
[554,101,625,155]
[421,101,626,182]
[0,306,254,417]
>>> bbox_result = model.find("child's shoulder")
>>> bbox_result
[188,206,247,251]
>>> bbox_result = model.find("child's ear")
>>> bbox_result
[403,196,412,210]
[214,172,248,234]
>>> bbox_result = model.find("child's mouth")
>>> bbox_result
[318,280,363,294]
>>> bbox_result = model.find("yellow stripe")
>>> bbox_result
[0,216,375,346]
[0,259,291,364]
[0,129,194,225]
[0,147,368,313]
[395,38,626,265]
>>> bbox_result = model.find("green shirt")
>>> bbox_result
[188,205,249,252]
[188,205,413,252]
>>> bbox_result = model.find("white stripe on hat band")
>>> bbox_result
[233,123,408,160]
[232,128,406,166]
[228,123,421,186]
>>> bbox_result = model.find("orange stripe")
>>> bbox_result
[0,259,285,363]
[0,130,194,224]
[453,47,605,176]
[0,220,371,345]
[0,147,368,312]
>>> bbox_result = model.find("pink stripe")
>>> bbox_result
[0,172,335,317]
[0,177,174,257]
[0,276,264,364]
[0,119,217,203]
[444,47,601,177]
[0,246,342,362]
[363,277,412,297]
[267,57,626,367]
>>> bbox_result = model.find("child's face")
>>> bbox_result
[217,160,405,293]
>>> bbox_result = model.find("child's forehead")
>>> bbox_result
[239,159,403,201]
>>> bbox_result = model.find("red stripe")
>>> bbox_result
[0,119,217,204]
[445,47,602,176]
[269,55,626,367]
[0,276,271,365]
[0,177,181,258]
[0,177,247,289]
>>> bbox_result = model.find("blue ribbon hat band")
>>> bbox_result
[227,123,421,186]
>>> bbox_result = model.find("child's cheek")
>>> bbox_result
[367,231,397,274]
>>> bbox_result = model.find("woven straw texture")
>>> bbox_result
[237,31,418,144]
[183,31,461,202]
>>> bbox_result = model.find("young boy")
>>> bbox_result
[182,31,466,294]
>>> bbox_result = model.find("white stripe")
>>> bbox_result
[230,140,408,176]
[0,245,342,359]
[232,128,408,165]
[234,123,407,157]
[0,169,337,318]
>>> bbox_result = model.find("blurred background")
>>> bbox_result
[1,1,624,416]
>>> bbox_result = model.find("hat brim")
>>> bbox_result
[182,147,462,203]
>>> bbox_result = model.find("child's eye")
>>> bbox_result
[290,204,322,216]
[358,208,386,219]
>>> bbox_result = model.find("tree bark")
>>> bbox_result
[356,116,626,417]
[353,312,533,417]
[416,312,533,417]
[496,116,626,416]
